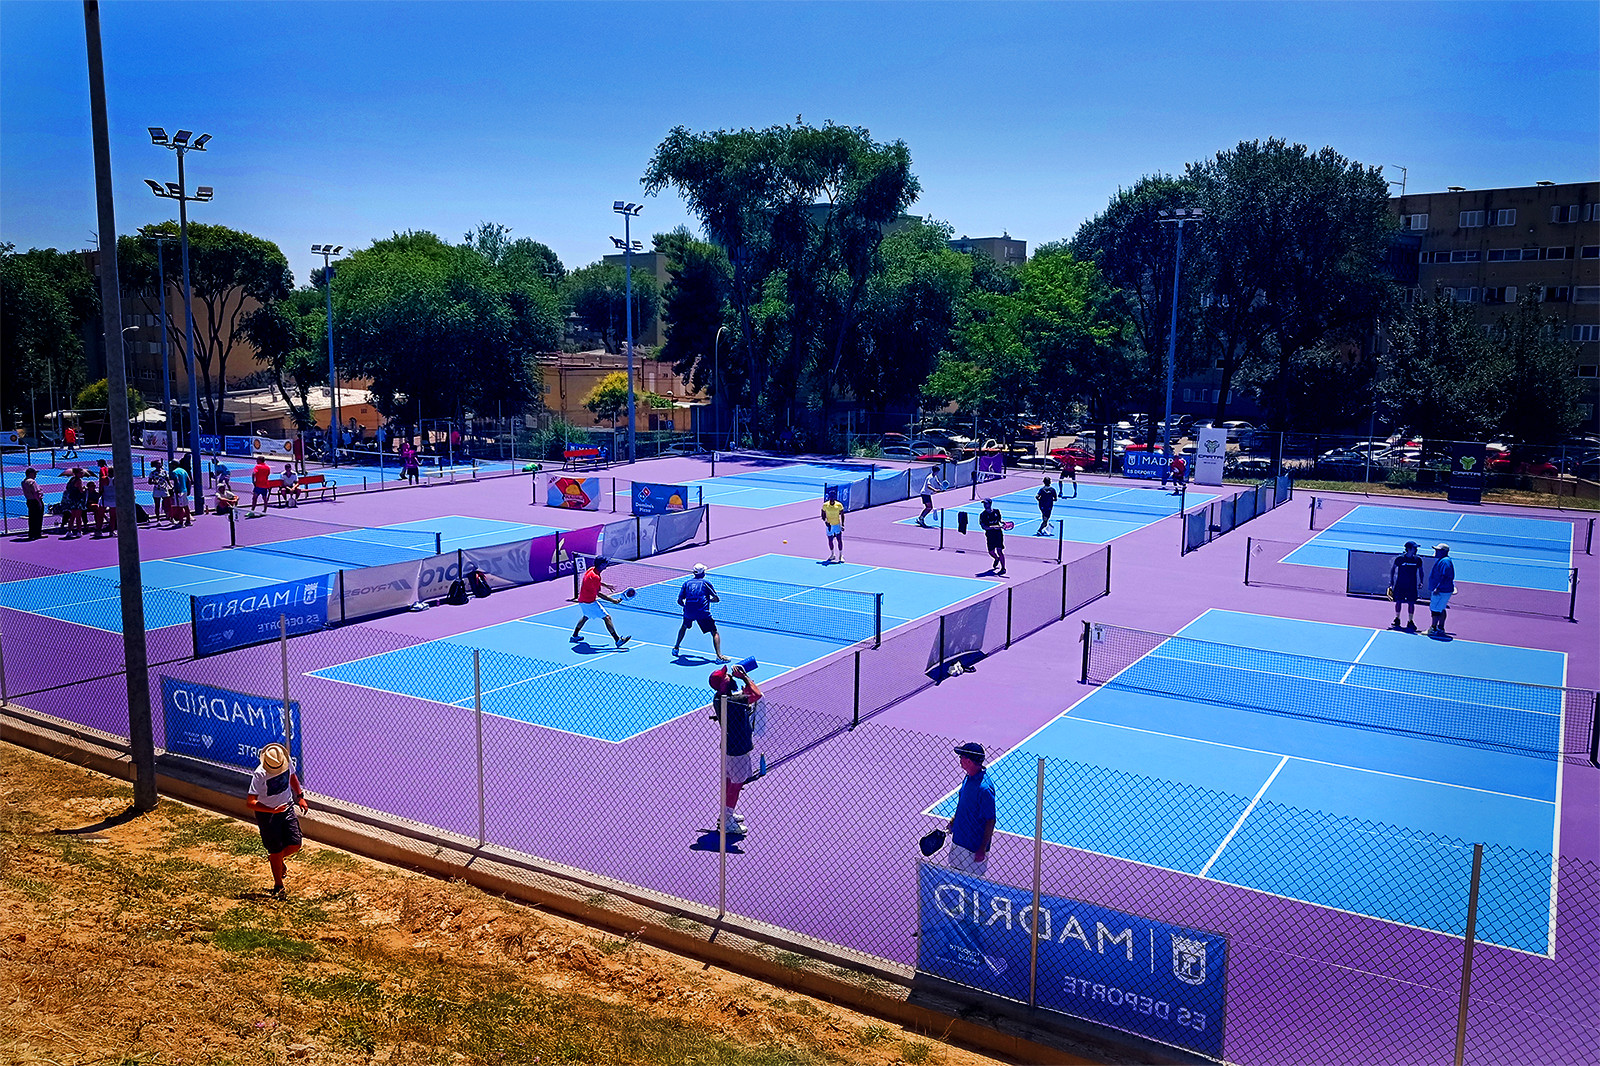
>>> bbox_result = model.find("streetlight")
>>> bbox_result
[612,200,643,463]
[146,126,212,514]
[141,234,175,467]
[713,324,729,450]
[1155,207,1204,463]
[312,244,344,465]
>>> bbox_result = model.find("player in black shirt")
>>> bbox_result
[1389,540,1424,632]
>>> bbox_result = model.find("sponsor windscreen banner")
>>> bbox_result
[547,475,602,510]
[631,482,692,515]
[340,558,425,622]
[1121,451,1167,480]
[1447,441,1487,504]
[600,518,640,561]
[917,864,1226,1058]
[464,538,534,588]
[925,598,989,681]
[528,524,604,581]
[977,454,1004,478]
[191,575,334,657]
[1193,429,1227,486]
[160,676,304,777]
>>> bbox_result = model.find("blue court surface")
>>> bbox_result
[681,460,910,510]
[310,554,999,742]
[899,482,1216,545]
[1289,503,1574,591]
[934,608,1566,953]
[0,515,557,633]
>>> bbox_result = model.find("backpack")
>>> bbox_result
[467,569,492,598]
[445,578,469,606]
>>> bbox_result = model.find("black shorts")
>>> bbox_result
[920,493,933,506]
[256,809,302,855]
[1393,587,1418,606]
[1039,503,1054,521]
[985,528,1004,550]
[683,613,716,633]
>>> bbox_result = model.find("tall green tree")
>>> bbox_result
[654,227,731,391]
[0,244,99,430]
[1185,139,1398,430]
[332,231,560,422]
[1496,291,1586,444]
[1377,290,1502,441]
[563,262,660,354]
[643,120,920,439]
[239,287,330,429]
[116,223,292,429]
[464,222,566,289]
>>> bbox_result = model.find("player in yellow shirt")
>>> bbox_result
[820,488,846,564]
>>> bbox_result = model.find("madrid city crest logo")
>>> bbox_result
[1171,934,1208,985]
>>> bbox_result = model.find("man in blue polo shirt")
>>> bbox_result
[946,741,996,874]
[673,562,730,662]
[1428,543,1456,637]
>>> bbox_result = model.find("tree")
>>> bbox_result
[583,371,631,424]
[75,378,148,414]
[643,120,920,439]
[1495,291,1586,444]
[239,287,330,430]
[464,222,565,289]
[655,227,732,392]
[1185,139,1398,431]
[0,244,99,430]
[332,231,561,423]
[116,223,292,430]
[563,263,660,354]
[1377,290,1502,441]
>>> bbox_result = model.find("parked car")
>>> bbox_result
[912,451,955,463]
[1013,454,1058,470]
[910,439,944,455]
[659,440,709,457]
[1227,455,1275,477]
[881,446,917,460]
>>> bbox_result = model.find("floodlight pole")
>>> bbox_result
[313,244,343,465]
[613,201,643,463]
[147,127,213,513]
[1156,208,1203,462]
[143,234,175,466]
[714,324,729,449]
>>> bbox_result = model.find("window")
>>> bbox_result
[1488,248,1523,262]
[1492,209,1516,226]
[1551,205,1580,223]
[1583,246,1600,260]
[1576,287,1600,304]
[1541,286,1571,302]
[1450,249,1481,263]
[1459,210,1486,227]
[1418,250,1453,264]
[1570,325,1600,343]
[1543,246,1570,260]
[1579,365,1599,378]
[1181,388,1193,402]
[1400,213,1429,230]
[1587,204,1600,222]
[1483,286,1517,304]
[1446,286,1482,303]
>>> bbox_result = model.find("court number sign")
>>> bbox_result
[917,864,1227,1057]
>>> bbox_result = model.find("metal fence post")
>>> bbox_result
[1567,569,1578,622]
[852,651,861,727]
[873,593,883,648]
[1309,495,1317,530]
[1029,756,1045,1008]
[938,506,945,550]
[1005,589,1014,648]
[279,614,292,743]
[474,649,485,848]
[718,692,730,917]
[1061,565,1069,619]
[1079,620,1092,683]
[938,615,946,674]
[1245,537,1254,585]
[1055,520,1063,565]
[1453,843,1484,1066]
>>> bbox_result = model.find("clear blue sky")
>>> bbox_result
[3,1,1596,287]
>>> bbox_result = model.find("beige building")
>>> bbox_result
[536,349,705,433]
[947,233,1027,267]
[1390,180,1600,430]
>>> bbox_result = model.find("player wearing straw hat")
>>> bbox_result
[245,742,307,897]
[673,563,730,661]
[571,556,631,648]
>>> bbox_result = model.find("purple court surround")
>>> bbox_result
[4,458,1596,1065]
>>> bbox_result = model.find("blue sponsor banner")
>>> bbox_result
[631,482,692,515]
[917,864,1226,1058]
[160,676,304,777]
[1122,451,1168,479]
[822,482,851,509]
[191,575,334,658]
[224,435,254,456]
[197,433,222,454]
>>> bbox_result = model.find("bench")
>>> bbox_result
[262,473,333,506]
[563,446,608,471]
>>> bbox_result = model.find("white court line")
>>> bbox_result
[1340,630,1382,683]
[1198,756,1289,877]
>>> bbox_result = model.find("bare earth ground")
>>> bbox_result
[1,744,1007,1066]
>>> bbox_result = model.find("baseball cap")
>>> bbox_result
[1434,543,1449,552]
[954,741,985,762]
[1404,540,1418,549]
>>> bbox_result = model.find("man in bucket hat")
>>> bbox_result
[946,742,996,874]
[245,743,307,897]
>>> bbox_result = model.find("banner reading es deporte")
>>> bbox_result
[191,576,334,657]
[917,863,1226,1058]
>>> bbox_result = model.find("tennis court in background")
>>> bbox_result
[0,514,558,633]
[1290,502,1577,591]
[310,553,999,742]
[933,607,1569,954]
[671,456,909,510]
[899,481,1216,545]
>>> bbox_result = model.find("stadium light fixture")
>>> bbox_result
[1155,207,1204,464]
[313,243,346,465]
[611,200,645,462]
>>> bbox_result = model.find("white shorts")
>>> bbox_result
[579,600,608,620]
[946,843,988,876]
[1430,591,1453,612]
[723,751,752,784]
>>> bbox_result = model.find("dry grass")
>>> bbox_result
[2,743,1003,1066]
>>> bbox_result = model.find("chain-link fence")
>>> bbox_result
[1182,476,1294,553]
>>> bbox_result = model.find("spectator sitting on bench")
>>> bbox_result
[279,462,300,507]
[214,467,239,514]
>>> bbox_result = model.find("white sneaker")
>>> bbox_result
[723,811,746,832]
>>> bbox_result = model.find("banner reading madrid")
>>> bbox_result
[192,576,334,657]
[917,863,1227,1057]
[160,676,304,777]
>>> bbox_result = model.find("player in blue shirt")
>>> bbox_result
[673,563,730,661]
[1388,540,1424,632]
[1428,543,1456,637]
[946,742,996,874]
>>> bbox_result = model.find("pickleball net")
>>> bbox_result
[577,557,883,647]
[1080,621,1599,763]
[231,510,445,569]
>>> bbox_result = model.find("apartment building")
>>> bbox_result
[947,233,1027,267]
[1392,180,1600,428]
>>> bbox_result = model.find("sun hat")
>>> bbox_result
[260,743,290,774]
[692,562,707,575]
[1434,543,1450,553]
[954,741,985,762]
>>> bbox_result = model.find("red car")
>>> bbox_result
[1049,445,1098,471]
[1489,455,1557,476]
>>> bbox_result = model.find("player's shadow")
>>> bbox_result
[689,830,744,854]
[571,641,629,656]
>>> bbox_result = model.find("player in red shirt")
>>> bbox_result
[571,557,631,648]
